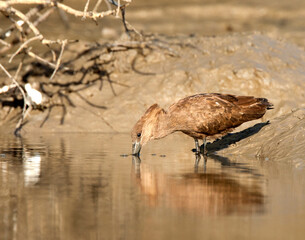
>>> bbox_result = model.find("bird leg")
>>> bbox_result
[194,154,207,172]
[194,153,201,171]
[203,137,207,155]
[194,138,200,154]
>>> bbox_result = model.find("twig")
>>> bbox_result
[27,50,57,69]
[0,5,46,53]
[116,0,121,17]
[56,2,116,19]
[9,35,43,63]
[93,0,103,12]
[0,84,17,94]
[0,63,30,136]
[82,0,91,20]
[5,6,41,36]
[0,64,26,101]
[0,1,120,20]
[0,39,10,47]
[14,104,32,136]
[32,7,54,27]
[124,19,142,38]
[14,55,24,79]
[49,39,67,80]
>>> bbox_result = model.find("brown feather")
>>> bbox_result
[131,93,273,148]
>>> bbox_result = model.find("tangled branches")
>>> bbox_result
[0,0,132,135]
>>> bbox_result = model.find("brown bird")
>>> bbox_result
[131,93,273,155]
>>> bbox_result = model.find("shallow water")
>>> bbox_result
[0,133,305,240]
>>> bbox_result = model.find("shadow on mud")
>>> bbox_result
[205,121,269,153]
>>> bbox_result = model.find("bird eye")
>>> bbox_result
[137,133,141,137]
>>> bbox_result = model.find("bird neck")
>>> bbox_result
[150,110,173,140]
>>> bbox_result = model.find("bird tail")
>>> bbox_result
[236,96,273,121]
[257,98,274,110]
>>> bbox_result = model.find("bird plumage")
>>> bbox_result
[131,93,273,155]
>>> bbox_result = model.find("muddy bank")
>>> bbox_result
[218,108,305,165]
[8,32,305,130]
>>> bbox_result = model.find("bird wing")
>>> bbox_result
[168,93,268,136]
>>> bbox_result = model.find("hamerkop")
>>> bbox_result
[131,93,273,155]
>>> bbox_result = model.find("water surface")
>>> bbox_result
[0,133,305,240]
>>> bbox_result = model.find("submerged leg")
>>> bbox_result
[194,153,201,171]
[194,154,207,172]
[203,137,207,155]
[194,138,200,154]
[203,154,207,171]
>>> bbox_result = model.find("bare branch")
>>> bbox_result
[0,0,118,19]
[0,39,10,47]
[116,0,121,17]
[9,35,43,63]
[26,50,56,69]
[0,84,16,94]
[82,0,91,20]
[49,39,67,81]
[4,6,41,36]
[14,55,24,79]
[93,0,103,12]
[0,0,134,135]
[0,64,26,103]
[14,104,32,136]
[0,63,30,135]
[32,7,54,27]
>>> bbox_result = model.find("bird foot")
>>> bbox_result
[192,148,199,153]
[192,148,208,155]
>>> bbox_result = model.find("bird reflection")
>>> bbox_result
[132,154,265,216]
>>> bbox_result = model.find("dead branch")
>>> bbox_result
[49,39,67,81]
[116,0,121,17]
[9,35,43,62]
[82,0,91,20]
[0,63,30,136]
[2,5,41,36]
[93,0,103,12]
[0,0,135,134]
[0,39,10,47]
[27,50,57,69]
[0,0,128,19]
[0,0,133,73]
[0,83,16,94]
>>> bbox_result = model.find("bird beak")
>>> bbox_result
[132,141,142,156]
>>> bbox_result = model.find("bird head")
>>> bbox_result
[131,104,163,155]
